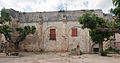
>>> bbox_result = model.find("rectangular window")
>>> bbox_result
[72,28,77,37]
[93,48,99,52]
[50,29,56,40]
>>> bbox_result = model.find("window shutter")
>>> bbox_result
[50,29,56,40]
[72,28,77,37]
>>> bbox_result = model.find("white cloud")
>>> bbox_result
[87,0,114,13]
[0,0,114,13]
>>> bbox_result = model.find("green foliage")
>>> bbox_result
[0,8,12,41]
[78,0,120,55]
[112,0,120,7]
[31,26,36,34]
[0,8,36,43]
[114,22,120,29]
[39,49,44,53]
[79,13,96,29]
[0,25,11,39]
[79,11,115,55]
[80,50,82,55]
[10,53,19,56]
[0,8,36,53]
[100,46,120,56]
[110,0,120,31]
[105,46,119,53]
[111,0,120,23]
[0,8,11,24]
[89,30,114,43]
[100,50,107,56]
[0,17,4,24]
[79,12,114,45]
[16,26,36,42]
[58,10,65,12]
[79,13,113,29]
[24,49,34,52]
[111,7,120,16]
[15,27,24,33]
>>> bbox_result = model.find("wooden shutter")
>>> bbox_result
[72,28,77,37]
[50,29,56,40]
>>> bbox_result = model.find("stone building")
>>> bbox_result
[0,9,116,53]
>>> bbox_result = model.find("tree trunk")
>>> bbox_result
[14,42,19,52]
[13,42,19,56]
[99,42,103,53]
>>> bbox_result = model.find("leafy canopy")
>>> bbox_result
[89,30,114,43]
[79,12,113,30]
[0,8,11,24]
[111,0,120,22]
[79,12,115,43]
[79,0,120,44]
[0,8,36,43]
[16,26,36,42]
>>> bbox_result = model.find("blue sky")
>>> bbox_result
[0,0,114,13]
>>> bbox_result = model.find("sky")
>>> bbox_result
[0,0,114,13]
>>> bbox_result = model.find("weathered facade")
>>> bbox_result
[0,9,114,53]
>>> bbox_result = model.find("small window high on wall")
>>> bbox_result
[50,29,56,40]
[72,28,77,37]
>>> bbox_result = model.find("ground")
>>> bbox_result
[0,52,120,63]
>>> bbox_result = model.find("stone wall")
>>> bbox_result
[16,20,91,53]
[0,9,114,53]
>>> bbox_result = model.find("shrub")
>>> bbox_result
[100,50,107,56]
[58,10,65,12]
[24,49,33,52]
[39,49,44,53]
[105,47,119,53]
[10,52,19,56]
[24,49,28,52]
[80,51,82,55]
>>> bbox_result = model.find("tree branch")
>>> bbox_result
[5,36,14,43]
[94,27,120,33]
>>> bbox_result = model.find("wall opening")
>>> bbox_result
[72,28,77,37]
[50,29,56,40]
[93,48,99,53]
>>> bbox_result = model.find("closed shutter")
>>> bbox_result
[72,28,77,37]
[50,29,56,40]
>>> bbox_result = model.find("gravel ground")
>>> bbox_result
[0,52,120,63]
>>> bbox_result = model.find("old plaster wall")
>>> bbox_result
[18,22,43,51]
[1,9,113,53]
[42,21,91,53]
[66,21,91,53]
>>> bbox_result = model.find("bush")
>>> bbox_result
[58,10,65,12]
[100,50,107,56]
[80,51,82,55]
[39,49,44,53]
[10,52,19,56]
[105,47,119,53]
[24,49,28,52]
[24,49,33,52]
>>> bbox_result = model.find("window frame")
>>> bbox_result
[72,28,78,37]
[49,29,56,40]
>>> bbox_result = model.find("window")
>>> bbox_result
[50,29,56,40]
[93,48,99,53]
[72,28,77,37]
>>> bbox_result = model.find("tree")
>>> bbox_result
[78,0,120,54]
[79,13,114,53]
[0,8,36,55]
[79,0,120,33]
[89,30,114,53]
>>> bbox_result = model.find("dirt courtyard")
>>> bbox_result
[0,52,120,63]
